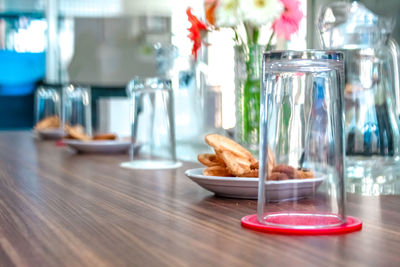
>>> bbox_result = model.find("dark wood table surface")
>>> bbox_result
[0,131,399,267]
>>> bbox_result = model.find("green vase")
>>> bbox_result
[235,44,264,153]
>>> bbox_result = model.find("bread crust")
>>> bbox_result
[93,133,117,140]
[35,116,61,130]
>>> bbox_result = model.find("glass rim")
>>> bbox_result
[263,50,344,61]
[127,76,172,93]
[37,83,91,91]
[65,84,91,89]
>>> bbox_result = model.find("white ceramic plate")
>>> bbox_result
[184,168,325,201]
[36,128,65,139]
[63,139,131,154]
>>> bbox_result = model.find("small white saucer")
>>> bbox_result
[120,160,182,170]
[185,168,325,200]
[36,128,65,139]
[64,139,131,154]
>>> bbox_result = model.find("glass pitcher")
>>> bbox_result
[318,1,400,195]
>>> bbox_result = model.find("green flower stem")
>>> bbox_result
[266,32,275,51]
[242,76,260,143]
[252,28,259,45]
[233,28,239,43]
[242,45,261,144]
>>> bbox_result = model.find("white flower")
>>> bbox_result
[239,0,284,27]
[215,0,240,27]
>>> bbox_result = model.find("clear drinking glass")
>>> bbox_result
[258,51,346,228]
[34,83,64,139]
[63,84,92,136]
[120,77,182,169]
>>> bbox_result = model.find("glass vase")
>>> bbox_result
[235,44,264,153]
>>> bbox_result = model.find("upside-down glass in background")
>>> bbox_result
[257,51,350,230]
[63,84,92,136]
[34,84,64,139]
[121,77,182,170]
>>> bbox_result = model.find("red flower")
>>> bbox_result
[186,8,208,60]
[272,0,303,40]
[204,0,218,26]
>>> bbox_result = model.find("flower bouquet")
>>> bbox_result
[187,0,303,152]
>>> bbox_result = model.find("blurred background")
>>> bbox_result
[0,0,399,135]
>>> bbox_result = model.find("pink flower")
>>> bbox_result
[272,0,303,40]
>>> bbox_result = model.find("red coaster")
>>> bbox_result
[55,140,66,147]
[241,213,362,235]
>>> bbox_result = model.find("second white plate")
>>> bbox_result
[63,139,131,154]
[185,168,325,201]
[36,128,65,139]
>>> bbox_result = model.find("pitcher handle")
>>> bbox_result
[388,37,400,117]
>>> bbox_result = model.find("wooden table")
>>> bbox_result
[0,131,399,266]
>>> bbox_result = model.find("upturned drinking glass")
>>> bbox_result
[121,77,181,170]
[258,51,346,229]
[63,84,92,136]
[34,83,64,139]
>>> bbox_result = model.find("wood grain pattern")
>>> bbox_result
[0,131,399,266]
